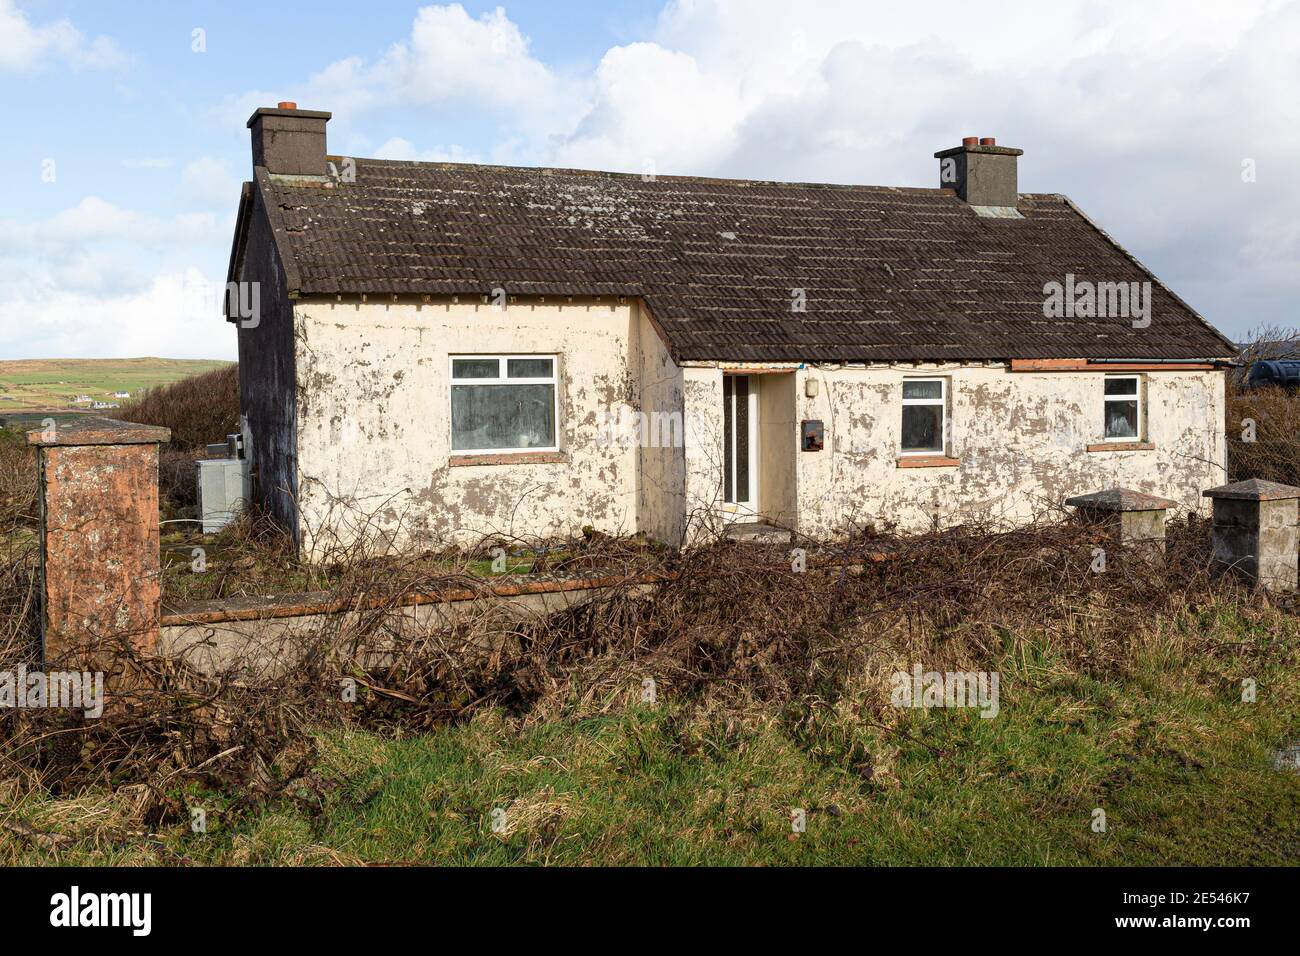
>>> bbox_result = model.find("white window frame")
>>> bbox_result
[1102,374,1142,442]
[449,354,560,455]
[900,377,948,456]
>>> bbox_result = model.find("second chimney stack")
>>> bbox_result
[935,137,1023,208]
[247,104,332,177]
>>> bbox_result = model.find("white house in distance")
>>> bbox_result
[226,104,1234,553]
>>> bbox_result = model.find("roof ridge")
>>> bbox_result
[327,155,959,194]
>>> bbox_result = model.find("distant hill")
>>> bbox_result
[0,358,234,413]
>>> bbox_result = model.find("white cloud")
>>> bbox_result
[550,42,744,174]
[382,4,563,112]
[373,137,480,164]
[0,199,232,359]
[0,0,126,72]
[0,268,237,360]
[222,3,576,135]
[180,157,242,207]
[0,197,217,252]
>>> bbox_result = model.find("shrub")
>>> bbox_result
[1226,325,1300,485]
[0,427,36,529]
[116,364,239,512]
[0,427,39,664]
[159,447,202,515]
[1226,383,1300,485]
[118,363,239,452]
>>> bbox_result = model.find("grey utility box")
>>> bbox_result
[197,457,250,533]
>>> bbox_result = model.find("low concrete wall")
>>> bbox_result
[160,573,666,677]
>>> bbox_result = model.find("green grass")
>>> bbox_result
[5,606,1298,866]
[0,357,233,414]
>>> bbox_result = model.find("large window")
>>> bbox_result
[450,355,558,453]
[901,378,946,455]
[1103,375,1141,440]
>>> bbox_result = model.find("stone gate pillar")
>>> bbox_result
[1202,478,1300,592]
[1064,487,1177,553]
[26,417,170,670]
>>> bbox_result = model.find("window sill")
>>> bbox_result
[1086,442,1153,452]
[897,455,960,468]
[449,451,566,467]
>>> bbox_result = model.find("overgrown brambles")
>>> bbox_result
[1,492,1290,838]
[0,427,39,677]
[1227,384,1300,485]
[111,363,239,515]
[3,335,1300,847]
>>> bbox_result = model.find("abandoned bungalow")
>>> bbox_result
[226,104,1235,553]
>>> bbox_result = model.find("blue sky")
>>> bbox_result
[3,0,1298,359]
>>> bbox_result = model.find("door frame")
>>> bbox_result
[722,373,759,516]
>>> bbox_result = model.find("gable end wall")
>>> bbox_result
[235,189,299,539]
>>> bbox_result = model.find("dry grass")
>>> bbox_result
[1227,384,1300,484]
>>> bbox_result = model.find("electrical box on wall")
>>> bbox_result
[801,420,824,452]
[198,458,251,533]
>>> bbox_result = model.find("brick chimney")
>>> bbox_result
[247,102,331,177]
[934,136,1023,208]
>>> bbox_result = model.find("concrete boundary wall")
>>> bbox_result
[157,559,898,677]
[160,572,669,676]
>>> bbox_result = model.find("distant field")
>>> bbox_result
[0,357,233,415]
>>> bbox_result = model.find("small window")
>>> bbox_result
[1103,375,1141,440]
[450,355,558,453]
[901,378,946,455]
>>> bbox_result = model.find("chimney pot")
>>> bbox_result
[962,136,979,147]
[247,104,332,177]
[278,101,298,110]
[980,136,996,146]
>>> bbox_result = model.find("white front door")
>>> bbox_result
[723,374,758,514]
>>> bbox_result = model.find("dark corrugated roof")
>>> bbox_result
[248,158,1235,362]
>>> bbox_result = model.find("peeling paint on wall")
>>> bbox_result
[247,289,1225,554]
[290,298,646,553]
[780,364,1226,535]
